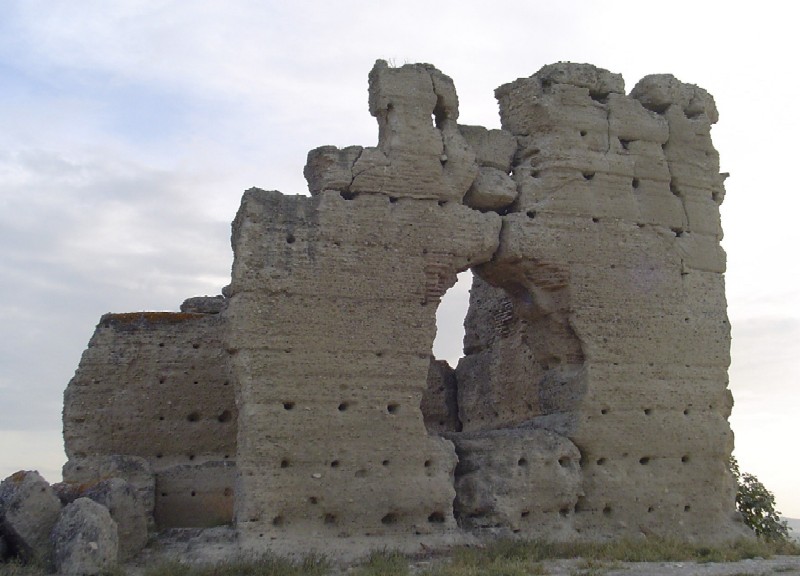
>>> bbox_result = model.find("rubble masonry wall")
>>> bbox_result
[63,311,236,529]
[61,60,747,553]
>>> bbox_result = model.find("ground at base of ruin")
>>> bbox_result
[122,555,800,576]
[100,528,800,576]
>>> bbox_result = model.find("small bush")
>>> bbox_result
[730,457,791,542]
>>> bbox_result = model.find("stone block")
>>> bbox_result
[451,428,581,539]
[62,456,155,525]
[304,145,363,194]
[463,166,517,211]
[459,125,517,171]
[52,498,118,576]
[84,478,147,561]
[180,295,226,314]
[0,471,61,564]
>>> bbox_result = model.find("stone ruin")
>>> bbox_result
[54,60,749,559]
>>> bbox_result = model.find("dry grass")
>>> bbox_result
[141,553,329,576]
[2,537,798,576]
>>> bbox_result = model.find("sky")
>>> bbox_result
[1,1,798,517]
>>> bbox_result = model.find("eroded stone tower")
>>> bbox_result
[62,60,747,555]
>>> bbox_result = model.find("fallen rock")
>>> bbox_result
[0,470,61,564]
[52,497,118,576]
[304,145,363,194]
[62,455,155,527]
[84,478,147,561]
[180,295,226,314]
[463,166,518,210]
[459,125,517,171]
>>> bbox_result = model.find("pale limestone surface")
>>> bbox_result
[458,61,743,542]
[62,311,236,529]
[226,189,500,556]
[60,60,744,559]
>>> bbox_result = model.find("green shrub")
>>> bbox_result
[730,457,791,542]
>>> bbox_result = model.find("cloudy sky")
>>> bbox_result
[1,1,798,517]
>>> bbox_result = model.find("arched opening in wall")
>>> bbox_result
[432,270,472,367]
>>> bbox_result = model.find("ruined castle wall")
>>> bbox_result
[226,190,500,552]
[455,64,743,541]
[59,60,746,552]
[225,62,502,554]
[62,311,236,528]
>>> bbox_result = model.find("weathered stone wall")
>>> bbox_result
[226,64,501,554]
[226,189,498,553]
[62,309,236,529]
[455,63,742,541]
[60,59,746,553]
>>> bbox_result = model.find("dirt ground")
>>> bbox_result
[408,556,800,576]
[129,528,800,576]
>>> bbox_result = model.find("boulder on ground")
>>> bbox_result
[84,478,147,561]
[62,455,155,527]
[0,470,61,564]
[52,497,118,576]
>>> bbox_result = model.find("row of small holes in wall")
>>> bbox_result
[529,150,707,202]
[156,342,202,349]
[154,452,232,460]
[616,137,701,152]
[599,407,701,416]
[159,487,233,499]
[574,503,693,516]
[155,410,232,423]
[648,505,693,513]
[610,505,693,515]
[279,458,433,472]
[591,455,691,466]
[282,401,400,414]
[156,377,230,387]
[520,507,572,519]
[338,190,451,208]
[517,456,572,468]
[261,510,446,531]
